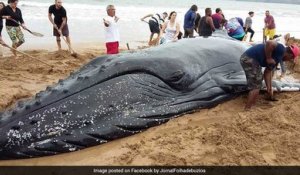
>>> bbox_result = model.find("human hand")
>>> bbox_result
[53,24,59,30]
[114,16,119,22]
[103,18,109,26]
[21,24,27,30]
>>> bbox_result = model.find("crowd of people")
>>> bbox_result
[0,1,299,111]
[0,1,287,56]
[139,5,283,45]
[107,4,300,111]
[139,4,299,110]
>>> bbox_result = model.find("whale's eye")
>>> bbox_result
[168,70,184,82]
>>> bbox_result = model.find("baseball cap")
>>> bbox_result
[290,44,299,62]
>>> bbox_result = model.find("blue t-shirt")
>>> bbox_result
[245,43,285,67]
[184,10,196,29]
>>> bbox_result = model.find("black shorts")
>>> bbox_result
[149,20,160,34]
[53,24,69,37]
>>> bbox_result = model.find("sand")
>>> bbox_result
[0,42,300,166]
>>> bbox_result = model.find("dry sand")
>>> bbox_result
[0,42,299,166]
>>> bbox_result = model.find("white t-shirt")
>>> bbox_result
[104,15,120,43]
[163,21,178,43]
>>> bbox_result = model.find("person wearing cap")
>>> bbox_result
[240,40,299,110]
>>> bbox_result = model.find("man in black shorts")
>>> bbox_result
[141,12,167,46]
[48,0,72,51]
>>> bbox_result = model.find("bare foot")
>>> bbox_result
[10,48,17,57]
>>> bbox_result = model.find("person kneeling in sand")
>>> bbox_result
[240,40,299,110]
[48,0,72,52]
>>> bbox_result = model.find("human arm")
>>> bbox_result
[48,6,58,30]
[244,17,249,31]
[159,21,167,38]
[264,18,268,28]
[19,9,26,29]
[59,17,67,31]
[263,68,273,97]
[279,60,286,77]
[2,15,11,20]
[207,17,216,31]
[141,14,153,21]
[114,16,119,22]
[264,40,277,68]
[173,23,180,41]
[103,18,109,27]
[58,8,67,32]
[284,33,290,45]
[191,12,196,24]
[0,7,11,21]
[48,13,58,29]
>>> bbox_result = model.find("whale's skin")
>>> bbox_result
[0,36,250,160]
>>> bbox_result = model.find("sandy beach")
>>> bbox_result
[0,37,299,166]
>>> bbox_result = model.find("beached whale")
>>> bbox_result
[0,36,298,160]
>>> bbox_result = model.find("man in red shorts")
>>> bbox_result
[103,5,120,54]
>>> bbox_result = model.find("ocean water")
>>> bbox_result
[2,0,300,50]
